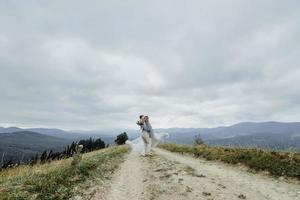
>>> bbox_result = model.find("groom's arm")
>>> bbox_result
[137,121,144,126]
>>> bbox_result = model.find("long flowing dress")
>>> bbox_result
[126,122,169,155]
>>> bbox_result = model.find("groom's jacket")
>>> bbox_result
[142,123,154,138]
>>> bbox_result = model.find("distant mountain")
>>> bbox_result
[2,121,300,153]
[70,129,140,141]
[206,132,300,151]
[201,121,300,139]
[0,127,139,143]
[0,127,82,139]
[28,128,86,139]
[162,122,300,151]
[0,127,139,159]
[0,128,130,165]
[0,126,22,133]
[155,128,201,144]
[0,131,69,164]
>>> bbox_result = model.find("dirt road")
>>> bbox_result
[93,148,300,200]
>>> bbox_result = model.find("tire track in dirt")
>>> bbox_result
[154,148,300,200]
[93,148,300,200]
[92,151,147,200]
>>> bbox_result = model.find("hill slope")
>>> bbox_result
[0,131,69,164]
[0,146,129,199]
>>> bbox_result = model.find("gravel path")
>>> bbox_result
[93,148,300,200]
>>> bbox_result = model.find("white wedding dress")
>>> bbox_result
[126,131,169,155]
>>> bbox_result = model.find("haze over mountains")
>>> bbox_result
[1,121,300,165]
[164,122,300,151]
[2,121,300,145]
[0,131,69,164]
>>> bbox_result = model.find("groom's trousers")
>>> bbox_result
[141,131,151,154]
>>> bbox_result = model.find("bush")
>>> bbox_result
[71,144,83,166]
[115,132,128,145]
[194,134,204,145]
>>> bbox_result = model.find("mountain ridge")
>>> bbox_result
[2,121,300,151]
[0,131,69,164]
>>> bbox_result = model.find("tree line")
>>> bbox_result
[31,137,107,165]
[0,137,107,169]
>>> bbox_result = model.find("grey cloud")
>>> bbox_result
[0,0,300,130]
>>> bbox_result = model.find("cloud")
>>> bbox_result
[0,0,300,130]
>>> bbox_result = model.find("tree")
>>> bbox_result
[30,153,39,165]
[3,159,13,168]
[47,150,54,162]
[194,134,204,145]
[95,138,105,149]
[88,137,93,151]
[115,132,128,145]
[70,142,76,154]
[40,150,48,164]
[65,145,71,156]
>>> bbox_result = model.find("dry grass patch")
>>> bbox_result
[159,144,300,179]
[0,145,129,200]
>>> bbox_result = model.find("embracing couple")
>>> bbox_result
[126,115,169,156]
[137,115,154,156]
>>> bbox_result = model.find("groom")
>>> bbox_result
[137,115,153,155]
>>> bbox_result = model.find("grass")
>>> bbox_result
[0,145,129,200]
[159,143,300,179]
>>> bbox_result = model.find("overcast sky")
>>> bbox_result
[0,1,300,130]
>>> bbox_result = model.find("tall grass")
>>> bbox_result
[0,145,129,200]
[159,144,300,179]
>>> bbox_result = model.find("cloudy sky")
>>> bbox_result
[0,1,300,130]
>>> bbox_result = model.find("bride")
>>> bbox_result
[126,115,169,156]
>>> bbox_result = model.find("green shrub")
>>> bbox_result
[115,132,128,145]
[71,144,83,166]
[194,134,204,145]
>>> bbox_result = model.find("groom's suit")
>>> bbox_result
[142,122,153,137]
